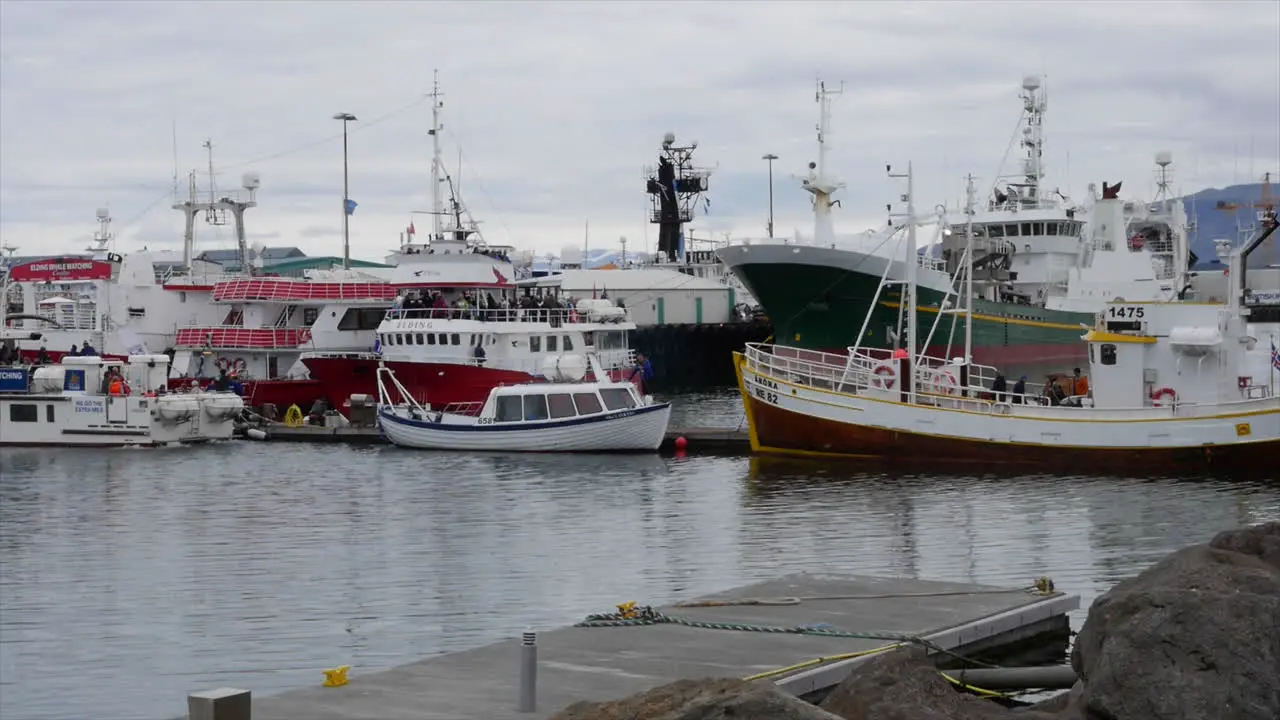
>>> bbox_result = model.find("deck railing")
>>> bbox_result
[383,306,631,325]
[742,343,1280,420]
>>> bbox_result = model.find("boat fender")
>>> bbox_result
[871,363,897,390]
[246,428,268,441]
[1150,387,1177,407]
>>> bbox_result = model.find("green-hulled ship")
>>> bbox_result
[720,76,1162,367]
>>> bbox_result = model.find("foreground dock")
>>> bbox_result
[256,424,750,454]
[238,573,1077,720]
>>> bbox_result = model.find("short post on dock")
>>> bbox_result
[188,688,250,720]
[517,627,537,713]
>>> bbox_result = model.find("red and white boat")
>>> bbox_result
[301,244,644,413]
[167,273,399,408]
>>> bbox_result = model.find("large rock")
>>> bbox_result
[549,677,845,720]
[818,649,1062,720]
[1071,522,1280,720]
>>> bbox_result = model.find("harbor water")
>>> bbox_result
[2,390,1278,720]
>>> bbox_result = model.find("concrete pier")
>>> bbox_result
[244,573,1078,720]
[257,425,750,454]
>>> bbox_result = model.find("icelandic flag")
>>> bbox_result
[1272,337,1280,371]
[345,199,359,216]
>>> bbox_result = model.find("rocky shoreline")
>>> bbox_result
[551,521,1280,720]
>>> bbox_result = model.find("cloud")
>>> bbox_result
[1,0,1276,263]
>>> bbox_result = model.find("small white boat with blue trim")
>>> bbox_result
[375,353,672,452]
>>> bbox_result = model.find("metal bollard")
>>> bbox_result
[188,688,251,720]
[517,628,537,713]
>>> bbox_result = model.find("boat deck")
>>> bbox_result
[229,573,1077,720]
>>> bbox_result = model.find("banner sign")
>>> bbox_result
[8,258,114,282]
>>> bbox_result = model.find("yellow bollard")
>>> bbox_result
[322,665,350,687]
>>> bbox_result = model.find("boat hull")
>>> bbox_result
[734,351,1280,474]
[304,354,645,414]
[377,402,672,452]
[721,244,1092,367]
[0,393,242,447]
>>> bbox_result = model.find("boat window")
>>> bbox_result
[337,308,385,331]
[438,334,448,345]
[523,394,549,421]
[988,224,1004,238]
[596,331,625,350]
[303,308,319,326]
[1021,223,1033,236]
[451,334,461,346]
[564,336,574,351]
[1100,344,1117,366]
[427,334,436,345]
[414,333,423,344]
[9,404,37,423]
[1005,224,1018,237]
[1089,344,1095,363]
[530,336,542,352]
[46,404,55,422]
[469,334,476,347]
[546,335,558,352]
[546,393,576,419]
[1032,222,1044,236]
[494,395,523,422]
[572,392,603,415]
[600,388,637,411]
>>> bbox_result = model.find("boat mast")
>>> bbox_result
[964,174,976,363]
[803,80,845,243]
[1020,76,1046,209]
[428,70,444,243]
[888,162,917,401]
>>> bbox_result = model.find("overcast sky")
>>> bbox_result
[1,0,1277,263]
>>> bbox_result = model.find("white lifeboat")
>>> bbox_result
[202,394,246,421]
[153,394,200,423]
[541,354,588,382]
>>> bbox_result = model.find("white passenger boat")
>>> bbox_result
[375,354,672,452]
[0,352,245,447]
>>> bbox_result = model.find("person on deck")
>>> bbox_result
[630,353,654,385]
[80,341,97,356]
[1070,368,1090,398]
[35,346,51,365]
[1012,375,1027,404]
[213,370,231,393]
[991,373,1007,402]
[68,344,79,357]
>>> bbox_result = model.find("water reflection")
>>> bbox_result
[0,445,1277,720]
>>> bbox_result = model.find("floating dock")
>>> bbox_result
[255,425,751,454]
[238,573,1077,720]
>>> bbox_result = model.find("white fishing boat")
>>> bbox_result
[375,354,672,452]
[732,163,1280,474]
[0,351,245,447]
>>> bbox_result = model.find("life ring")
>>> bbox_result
[1150,387,1177,407]
[925,368,958,396]
[870,362,897,390]
[215,357,231,372]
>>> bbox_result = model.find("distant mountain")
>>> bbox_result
[1182,182,1277,269]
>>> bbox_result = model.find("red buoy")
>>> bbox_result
[674,435,688,451]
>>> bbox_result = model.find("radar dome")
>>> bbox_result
[242,171,261,190]
[95,207,110,220]
[663,131,676,145]
[1022,75,1042,91]
[1155,151,1173,167]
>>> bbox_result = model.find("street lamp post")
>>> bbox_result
[333,112,358,269]
[761,153,778,238]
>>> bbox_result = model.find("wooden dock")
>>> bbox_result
[255,424,751,454]
[237,573,1078,720]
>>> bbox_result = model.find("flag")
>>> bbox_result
[345,199,358,216]
[407,221,415,235]
[1272,338,1279,371]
